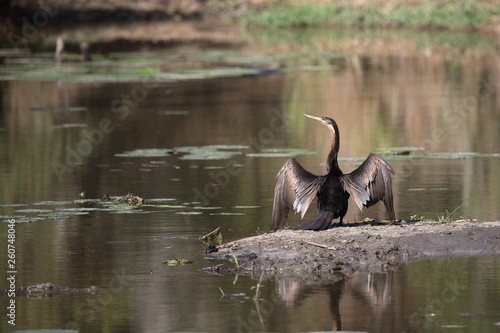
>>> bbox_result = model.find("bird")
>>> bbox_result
[271,114,395,231]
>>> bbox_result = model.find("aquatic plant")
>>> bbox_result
[251,273,265,301]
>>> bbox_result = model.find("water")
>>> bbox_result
[0,29,500,332]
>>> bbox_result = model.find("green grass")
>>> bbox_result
[242,1,500,31]
[436,204,464,223]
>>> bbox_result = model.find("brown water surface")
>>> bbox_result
[0,31,500,332]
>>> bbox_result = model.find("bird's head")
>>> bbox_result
[304,114,336,128]
[304,114,339,149]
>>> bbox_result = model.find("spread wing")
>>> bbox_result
[271,157,326,230]
[339,153,395,221]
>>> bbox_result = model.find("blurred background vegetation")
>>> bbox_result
[2,0,500,32]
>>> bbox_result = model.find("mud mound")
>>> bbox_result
[208,221,500,282]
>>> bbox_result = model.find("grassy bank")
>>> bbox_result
[241,1,500,31]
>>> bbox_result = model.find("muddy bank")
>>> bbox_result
[207,221,500,282]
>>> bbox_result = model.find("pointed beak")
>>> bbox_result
[303,114,323,122]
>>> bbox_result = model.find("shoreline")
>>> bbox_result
[207,220,500,282]
[3,1,500,33]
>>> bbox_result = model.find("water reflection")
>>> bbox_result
[261,257,500,332]
[0,35,500,332]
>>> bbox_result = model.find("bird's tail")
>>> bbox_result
[296,212,334,231]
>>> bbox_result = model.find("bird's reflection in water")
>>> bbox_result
[275,271,393,332]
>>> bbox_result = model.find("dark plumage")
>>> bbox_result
[271,114,395,231]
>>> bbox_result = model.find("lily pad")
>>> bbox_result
[56,207,100,212]
[193,206,222,210]
[233,205,261,209]
[163,258,194,266]
[109,209,144,214]
[146,198,177,203]
[32,201,73,206]
[176,211,203,215]
[203,166,226,170]
[1,216,45,223]
[115,148,172,158]
[143,204,185,209]
[175,145,245,161]
[74,199,101,204]
[14,209,53,214]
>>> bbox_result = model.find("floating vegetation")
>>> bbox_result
[73,199,101,205]
[210,212,246,216]
[176,211,203,215]
[426,152,479,159]
[146,198,177,203]
[38,211,91,219]
[175,145,248,161]
[51,123,88,129]
[200,227,223,245]
[56,207,100,212]
[75,193,143,206]
[204,166,226,170]
[1,193,187,223]
[32,201,73,206]
[194,206,222,210]
[1,216,45,223]
[233,205,261,209]
[247,148,320,158]
[31,106,87,112]
[158,111,190,115]
[163,258,194,266]
[116,193,144,205]
[13,328,79,333]
[375,147,425,155]
[0,204,28,208]
[109,209,144,214]
[115,145,249,160]
[144,204,185,209]
[342,150,500,163]
[115,148,171,158]
[14,209,53,214]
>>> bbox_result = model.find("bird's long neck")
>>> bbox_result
[326,123,340,173]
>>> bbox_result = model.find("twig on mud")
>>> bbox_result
[304,241,337,251]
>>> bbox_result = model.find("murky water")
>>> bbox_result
[1,29,500,332]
